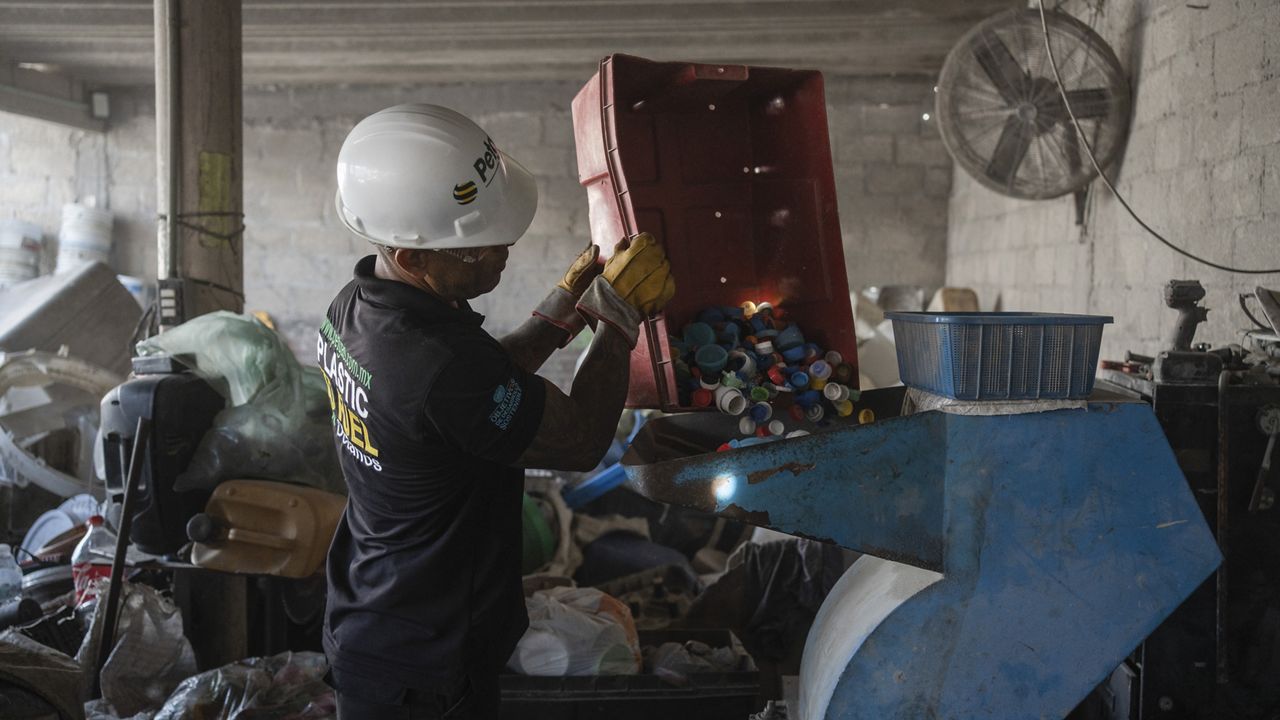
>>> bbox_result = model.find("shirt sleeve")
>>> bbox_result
[422,339,547,465]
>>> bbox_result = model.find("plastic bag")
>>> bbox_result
[135,312,344,494]
[76,580,198,718]
[507,587,641,676]
[149,651,333,720]
[0,628,85,720]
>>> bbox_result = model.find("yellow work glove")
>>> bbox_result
[534,244,602,347]
[556,243,603,297]
[575,232,677,348]
[601,232,676,316]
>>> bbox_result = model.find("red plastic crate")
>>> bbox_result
[572,54,858,411]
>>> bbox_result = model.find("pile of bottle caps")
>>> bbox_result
[670,301,871,448]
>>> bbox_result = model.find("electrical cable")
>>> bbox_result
[1036,0,1280,275]
[1239,293,1273,331]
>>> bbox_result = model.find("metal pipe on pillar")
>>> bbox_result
[154,0,244,328]
[151,0,248,671]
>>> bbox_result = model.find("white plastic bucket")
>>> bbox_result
[57,203,113,272]
[0,220,43,287]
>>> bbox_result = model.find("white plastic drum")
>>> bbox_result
[0,219,43,287]
[56,202,113,273]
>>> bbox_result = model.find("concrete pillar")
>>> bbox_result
[154,0,244,325]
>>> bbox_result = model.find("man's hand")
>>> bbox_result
[575,232,676,348]
[556,244,602,298]
[600,232,676,315]
[529,243,603,352]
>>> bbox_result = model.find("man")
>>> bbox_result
[317,103,675,719]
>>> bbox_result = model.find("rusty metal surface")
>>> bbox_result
[622,386,945,570]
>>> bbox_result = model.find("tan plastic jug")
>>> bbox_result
[187,479,346,578]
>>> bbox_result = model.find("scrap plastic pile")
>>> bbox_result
[671,302,872,448]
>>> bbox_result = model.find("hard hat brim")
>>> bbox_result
[335,151,539,251]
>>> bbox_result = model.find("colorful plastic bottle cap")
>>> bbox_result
[849,388,862,403]
[691,388,713,407]
[750,317,767,332]
[714,386,747,415]
[808,360,832,381]
[756,425,770,438]
[757,328,779,341]
[699,377,720,390]
[785,430,811,439]
[834,363,854,384]
[767,365,786,386]
[811,378,827,391]
[858,408,875,424]
[835,399,854,417]
[717,442,733,452]
[789,405,805,421]
[825,351,843,366]
[781,345,808,363]
[719,324,741,344]
[776,324,805,350]
[806,404,825,422]
[795,390,821,408]
[683,322,716,348]
[756,302,774,316]
[824,383,850,403]
[749,386,770,402]
[803,343,823,363]
[754,340,775,355]
[727,349,757,377]
[738,416,757,435]
[741,301,758,318]
[789,371,810,390]
[767,419,786,436]
[696,344,729,375]
[724,305,745,319]
[697,308,726,324]
[720,371,745,389]
[750,401,773,423]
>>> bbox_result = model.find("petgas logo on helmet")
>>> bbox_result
[452,136,501,205]
[472,136,502,186]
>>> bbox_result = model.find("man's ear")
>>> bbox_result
[392,247,433,275]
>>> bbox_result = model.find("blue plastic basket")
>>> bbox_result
[885,312,1113,401]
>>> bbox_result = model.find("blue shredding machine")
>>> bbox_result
[618,314,1221,719]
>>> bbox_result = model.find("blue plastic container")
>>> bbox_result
[885,312,1113,401]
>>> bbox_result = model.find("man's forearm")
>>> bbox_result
[500,317,570,374]
[513,322,631,471]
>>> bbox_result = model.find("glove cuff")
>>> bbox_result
[576,276,643,349]
[532,287,586,348]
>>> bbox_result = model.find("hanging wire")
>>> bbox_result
[1037,0,1280,275]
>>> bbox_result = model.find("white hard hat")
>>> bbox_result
[335,104,538,250]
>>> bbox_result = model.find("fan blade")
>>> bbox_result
[986,117,1034,189]
[1063,88,1111,119]
[974,31,1027,105]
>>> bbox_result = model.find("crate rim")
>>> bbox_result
[885,311,1114,326]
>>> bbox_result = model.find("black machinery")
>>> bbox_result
[99,355,225,555]
[1097,281,1280,720]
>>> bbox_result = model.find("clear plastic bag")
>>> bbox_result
[149,651,333,720]
[76,580,198,718]
[507,587,641,676]
[135,312,344,494]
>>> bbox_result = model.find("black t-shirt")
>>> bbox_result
[318,256,546,689]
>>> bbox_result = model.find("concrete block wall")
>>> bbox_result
[946,0,1280,361]
[0,111,107,274]
[5,73,951,388]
